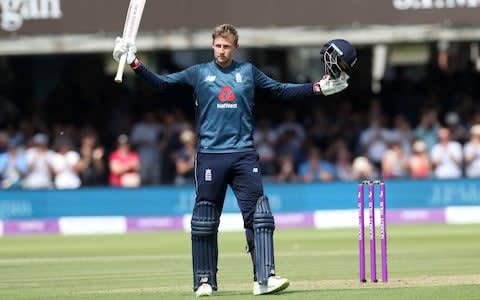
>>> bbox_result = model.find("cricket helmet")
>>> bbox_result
[320,39,357,78]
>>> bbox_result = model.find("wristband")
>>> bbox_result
[130,57,141,70]
[313,82,322,95]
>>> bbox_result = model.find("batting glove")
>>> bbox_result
[113,37,137,64]
[313,73,349,96]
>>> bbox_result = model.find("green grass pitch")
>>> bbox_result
[1,224,480,299]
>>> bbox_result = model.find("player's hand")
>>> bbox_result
[113,37,137,64]
[313,72,349,96]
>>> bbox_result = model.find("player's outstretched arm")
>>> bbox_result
[112,37,197,91]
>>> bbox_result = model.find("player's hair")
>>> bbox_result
[212,24,239,45]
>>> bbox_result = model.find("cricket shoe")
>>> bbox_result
[195,283,214,297]
[253,276,289,295]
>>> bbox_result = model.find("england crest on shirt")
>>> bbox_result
[235,73,242,83]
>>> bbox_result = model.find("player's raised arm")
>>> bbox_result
[112,38,196,90]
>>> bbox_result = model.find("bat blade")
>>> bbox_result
[115,0,146,84]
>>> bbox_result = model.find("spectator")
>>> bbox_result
[298,147,336,183]
[414,108,441,152]
[130,112,163,185]
[276,109,305,149]
[174,129,196,185]
[158,112,186,184]
[326,139,354,181]
[0,139,28,189]
[253,118,277,176]
[359,116,392,169]
[444,111,468,145]
[307,107,329,150]
[78,131,106,186]
[108,134,140,187]
[381,142,409,179]
[51,137,82,189]
[275,128,304,171]
[430,127,463,179]
[275,153,299,183]
[22,133,55,189]
[408,140,431,179]
[463,124,480,178]
[351,156,377,181]
[9,119,35,147]
[389,113,414,156]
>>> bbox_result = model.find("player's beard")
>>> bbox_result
[216,55,232,67]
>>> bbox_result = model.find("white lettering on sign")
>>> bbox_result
[0,0,62,32]
[393,0,480,10]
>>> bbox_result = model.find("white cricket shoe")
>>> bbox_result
[253,276,289,295]
[195,283,214,297]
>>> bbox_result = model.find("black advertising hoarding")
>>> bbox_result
[0,0,479,36]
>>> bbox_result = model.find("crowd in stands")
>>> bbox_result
[2,95,480,189]
[1,55,480,189]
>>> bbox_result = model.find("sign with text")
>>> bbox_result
[1,0,62,32]
[0,0,479,36]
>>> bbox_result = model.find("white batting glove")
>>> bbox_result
[314,72,349,96]
[113,37,137,64]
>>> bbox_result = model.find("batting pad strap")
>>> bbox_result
[191,201,220,291]
[253,196,276,285]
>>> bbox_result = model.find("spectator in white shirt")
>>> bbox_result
[51,137,82,189]
[23,133,55,189]
[430,127,463,179]
[463,124,480,178]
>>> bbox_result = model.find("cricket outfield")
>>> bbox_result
[1,224,479,299]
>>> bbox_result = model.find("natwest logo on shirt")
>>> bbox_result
[217,86,238,109]
[218,86,236,102]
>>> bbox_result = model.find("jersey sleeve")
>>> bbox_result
[252,65,314,98]
[134,64,198,90]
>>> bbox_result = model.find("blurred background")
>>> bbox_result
[1,1,480,188]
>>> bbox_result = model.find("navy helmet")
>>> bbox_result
[320,39,357,78]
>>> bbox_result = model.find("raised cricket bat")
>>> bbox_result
[114,0,146,83]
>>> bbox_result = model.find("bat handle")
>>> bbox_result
[114,54,128,83]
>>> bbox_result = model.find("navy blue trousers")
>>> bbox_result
[194,150,264,227]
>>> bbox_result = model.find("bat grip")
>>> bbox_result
[115,54,128,83]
